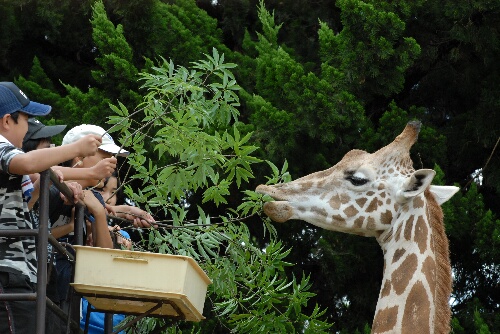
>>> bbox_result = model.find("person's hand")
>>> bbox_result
[75,134,102,157]
[60,181,83,205]
[109,225,132,249]
[90,157,117,180]
[106,204,156,228]
[53,169,64,183]
[105,203,117,216]
[82,190,104,213]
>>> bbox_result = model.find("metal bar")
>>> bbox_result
[0,168,90,333]
[49,169,81,205]
[111,303,164,334]
[74,205,85,247]
[48,235,75,262]
[104,313,113,334]
[46,297,83,334]
[84,300,92,334]
[69,205,85,333]
[0,229,39,237]
[36,170,50,334]
[0,292,37,301]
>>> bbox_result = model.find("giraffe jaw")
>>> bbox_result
[262,201,294,223]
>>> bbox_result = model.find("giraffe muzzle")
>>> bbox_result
[262,201,294,223]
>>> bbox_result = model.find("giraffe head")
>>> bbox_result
[256,121,458,237]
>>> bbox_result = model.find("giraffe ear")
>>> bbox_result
[397,169,436,203]
[429,185,460,205]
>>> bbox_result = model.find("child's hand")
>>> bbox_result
[60,181,83,205]
[53,169,64,183]
[109,225,132,249]
[82,190,104,213]
[75,134,102,157]
[106,204,156,228]
[90,157,117,180]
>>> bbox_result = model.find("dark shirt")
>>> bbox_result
[48,185,106,243]
[0,136,37,283]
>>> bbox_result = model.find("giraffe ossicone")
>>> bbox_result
[256,121,459,334]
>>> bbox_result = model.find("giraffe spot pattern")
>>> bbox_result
[366,198,379,212]
[422,256,436,300]
[414,215,428,254]
[311,206,328,218]
[413,196,425,208]
[392,248,406,263]
[344,205,359,217]
[381,210,393,225]
[404,215,414,240]
[372,306,398,333]
[391,253,418,295]
[329,194,342,210]
[354,216,364,229]
[299,181,314,192]
[331,214,345,223]
[381,280,391,297]
[356,197,368,207]
[395,222,403,242]
[402,281,431,334]
[340,193,351,204]
[367,216,377,230]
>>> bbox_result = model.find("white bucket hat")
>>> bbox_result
[62,124,129,157]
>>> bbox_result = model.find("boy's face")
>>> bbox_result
[10,112,29,148]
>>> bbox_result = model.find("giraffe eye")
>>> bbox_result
[346,175,369,186]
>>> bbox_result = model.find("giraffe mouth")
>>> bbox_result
[255,184,289,201]
[256,184,294,222]
[262,201,294,223]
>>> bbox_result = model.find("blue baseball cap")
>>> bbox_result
[0,82,51,117]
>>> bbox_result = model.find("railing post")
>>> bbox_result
[35,169,50,333]
[68,204,85,333]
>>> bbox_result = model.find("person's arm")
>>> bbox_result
[28,170,64,209]
[51,222,75,239]
[8,134,102,175]
[106,204,156,228]
[83,190,113,249]
[51,157,117,183]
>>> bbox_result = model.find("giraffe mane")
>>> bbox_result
[425,188,452,334]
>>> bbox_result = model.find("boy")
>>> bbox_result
[0,81,102,333]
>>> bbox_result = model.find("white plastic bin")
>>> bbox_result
[71,246,212,321]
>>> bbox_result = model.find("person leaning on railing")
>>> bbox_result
[47,124,155,313]
[0,82,102,334]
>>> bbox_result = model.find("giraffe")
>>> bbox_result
[256,121,459,334]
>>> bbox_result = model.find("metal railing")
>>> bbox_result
[0,169,183,334]
[0,169,84,333]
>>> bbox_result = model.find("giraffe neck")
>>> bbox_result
[372,190,452,334]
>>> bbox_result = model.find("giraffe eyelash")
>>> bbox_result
[345,171,369,186]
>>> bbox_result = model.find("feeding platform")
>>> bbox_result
[71,246,211,322]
